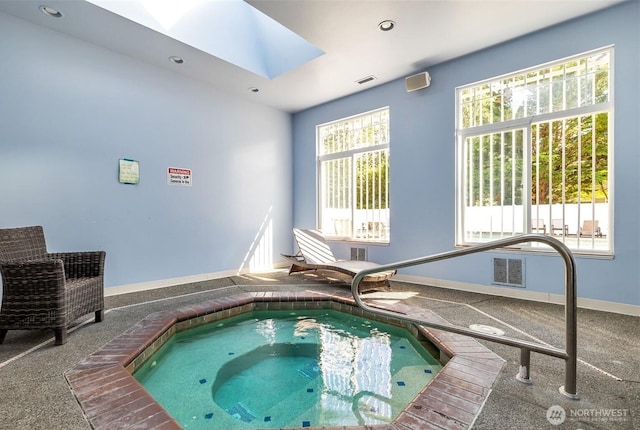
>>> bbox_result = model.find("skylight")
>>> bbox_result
[86,0,324,79]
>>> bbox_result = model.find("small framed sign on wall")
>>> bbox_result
[167,167,192,186]
[119,158,139,184]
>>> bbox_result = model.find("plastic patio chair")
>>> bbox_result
[579,220,603,237]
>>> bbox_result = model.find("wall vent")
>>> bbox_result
[350,247,366,261]
[493,258,524,287]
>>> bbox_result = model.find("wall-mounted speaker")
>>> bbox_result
[405,72,431,92]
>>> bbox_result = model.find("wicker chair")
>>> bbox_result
[0,226,105,345]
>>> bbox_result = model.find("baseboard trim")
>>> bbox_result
[104,269,242,297]
[394,274,639,316]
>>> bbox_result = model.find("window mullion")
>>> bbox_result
[561,118,567,233]
[511,130,516,235]
[524,128,533,234]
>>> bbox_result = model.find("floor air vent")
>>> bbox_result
[493,258,524,287]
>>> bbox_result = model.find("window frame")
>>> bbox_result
[316,107,391,244]
[455,47,614,256]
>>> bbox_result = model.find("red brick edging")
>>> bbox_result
[65,290,504,430]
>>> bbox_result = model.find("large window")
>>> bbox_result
[317,107,390,243]
[456,47,612,254]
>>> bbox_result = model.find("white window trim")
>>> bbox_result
[316,107,391,244]
[455,47,614,256]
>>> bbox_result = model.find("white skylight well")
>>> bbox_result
[86,0,324,79]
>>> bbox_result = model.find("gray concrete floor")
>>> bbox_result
[0,270,637,429]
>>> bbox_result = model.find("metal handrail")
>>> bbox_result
[350,233,579,399]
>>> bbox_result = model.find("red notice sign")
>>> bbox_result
[167,167,192,186]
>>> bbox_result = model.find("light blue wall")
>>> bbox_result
[0,12,293,288]
[1,3,638,307]
[292,2,640,306]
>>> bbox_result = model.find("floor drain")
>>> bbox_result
[469,324,505,336]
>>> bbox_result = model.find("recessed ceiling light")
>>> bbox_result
[168,56,184,64]
[40,5,62,18]
[378,20,395,32]
[248,87,260,93]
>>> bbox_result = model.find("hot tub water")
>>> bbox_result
[135,309,441,429]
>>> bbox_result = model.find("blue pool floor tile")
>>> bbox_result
[302,421,311,427]
[226,403,255,423]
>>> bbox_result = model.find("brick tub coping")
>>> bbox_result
[65,289,505,430]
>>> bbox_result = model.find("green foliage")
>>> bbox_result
[319,110,390,211]
[467,112,608,207]
[467,131,524,206]
[532,113,608,204]
[462,51,610,207]
[355,151,389,209]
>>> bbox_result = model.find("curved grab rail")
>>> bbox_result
[350,233,578,399]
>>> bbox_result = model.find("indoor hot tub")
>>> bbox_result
[65,288,504,430]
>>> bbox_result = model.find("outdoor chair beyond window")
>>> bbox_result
[551,219,568,236]
[0,226,105,345]
[532,219,546,234]
[282,228,396,293]
[579,220,603,238]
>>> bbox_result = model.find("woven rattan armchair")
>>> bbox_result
[0,226,105,345]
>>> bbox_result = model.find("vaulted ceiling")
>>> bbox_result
[0,0,627,112]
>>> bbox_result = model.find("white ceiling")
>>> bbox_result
[0,0,627,113]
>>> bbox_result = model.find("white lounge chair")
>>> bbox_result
[532,219,546,234]
[282,228,396,292]
[579,220,602,237]
[551,219,568,236]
